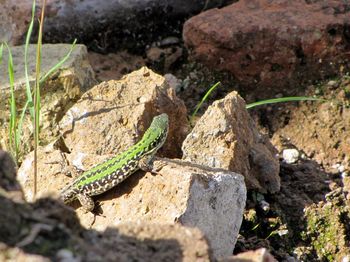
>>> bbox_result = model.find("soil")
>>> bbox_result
[88,41,350,261]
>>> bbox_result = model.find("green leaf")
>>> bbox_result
[24,0,36,119]
[5,43,17,160]
[0,43,4,65]
[246,96,325,109]
[191,81,221,125]
[40,39,77,85]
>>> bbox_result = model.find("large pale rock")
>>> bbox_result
[0,44,96,155]
[1,157,212,261]
[59,66,189,158]
[18,147,246,260]
[183,0,350,95]
[182,91,280,193]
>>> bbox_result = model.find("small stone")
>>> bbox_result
[259,200,270,212]
[327,80,339,89]
[164,73,183,93]
[56,249,79,262]
[282,149,299,164]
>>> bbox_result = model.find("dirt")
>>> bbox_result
[88,43,350,261]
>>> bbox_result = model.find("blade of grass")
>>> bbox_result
[5,43,17,161]
[246,96,325,109]
[24,0,36,119]
[33,0,46,198]
[190,81,221,125]
[40,39,77,85]
[0,43,3,64]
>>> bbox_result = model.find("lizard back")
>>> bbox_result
[61,113,169,202]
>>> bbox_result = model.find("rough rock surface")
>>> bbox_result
[1,150,212,262]
[18,148,246,260]
[17,67,245,259]
[0,0,32,44]
[59,66,189,158]
[183,0,350,94]
[182,91,280,193]
[0,44,96,156]
[2,0,232,50]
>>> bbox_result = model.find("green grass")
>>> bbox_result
[246,96,325,109]
[190,81,221,125]
[5,43,18,161]
[3,0,76,197]
[190,82,325,126]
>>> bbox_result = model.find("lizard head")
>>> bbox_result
[148,113,169,149]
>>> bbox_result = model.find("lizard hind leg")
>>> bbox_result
[76,194,95,213]
[138,154,156,172]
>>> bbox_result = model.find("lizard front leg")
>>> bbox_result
[76,194,95,213]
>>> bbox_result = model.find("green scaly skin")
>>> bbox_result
[60,113,169,212]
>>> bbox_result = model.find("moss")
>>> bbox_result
[343,85,350,100]
[303,197,350,261]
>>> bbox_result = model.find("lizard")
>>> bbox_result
[60,113,169,212]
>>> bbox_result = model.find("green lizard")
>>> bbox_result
[60,113,169,212]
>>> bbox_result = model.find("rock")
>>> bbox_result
[103,222,211,262]
[2,149,212,261]
[0,244,50,262]
[183,0,350,95]
[18,148,246,260]
[220,248,277,262]
[18,68,245,259]
[59,66,189,158]
[0,150,20,194]
[0,1,32,44]
[182,91,280,193]
[0,44,96,157]
[282,149,300,164]
[1,162,212,261]
[164,73,183,93]
[3,0,232,50]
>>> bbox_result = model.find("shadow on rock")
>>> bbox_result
[0,150,211,262]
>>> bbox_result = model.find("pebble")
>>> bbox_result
[282,149,299,164]
[327,80,339,89]
[259,200,270,212]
